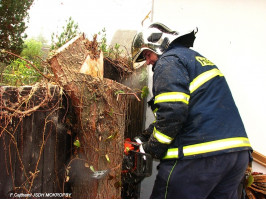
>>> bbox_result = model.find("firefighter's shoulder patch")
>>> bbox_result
[195,56,215,66]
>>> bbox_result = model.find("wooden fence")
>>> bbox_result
[0,59,147,198]
[0,84,72,198]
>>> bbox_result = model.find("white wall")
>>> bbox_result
[150,0,266,157]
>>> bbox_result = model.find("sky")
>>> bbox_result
[26,0,152,44]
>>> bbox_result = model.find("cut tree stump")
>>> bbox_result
[48,34,132,198]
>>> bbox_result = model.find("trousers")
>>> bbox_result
[150,150,250,199]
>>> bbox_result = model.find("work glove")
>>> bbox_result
[135,138,146,155]
[136,125,169,159]
[134,124,155,160]
[134,123,154,143]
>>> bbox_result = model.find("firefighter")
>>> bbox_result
[132,22,253,199]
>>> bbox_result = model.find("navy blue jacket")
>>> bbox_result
[143,44,252,160]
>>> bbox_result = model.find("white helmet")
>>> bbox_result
[131,22,198,68]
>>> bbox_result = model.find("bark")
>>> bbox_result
[48,34,131,198]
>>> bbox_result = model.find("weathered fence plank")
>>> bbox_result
[0,84,71,198]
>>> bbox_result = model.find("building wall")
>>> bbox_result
[141,0,266,198]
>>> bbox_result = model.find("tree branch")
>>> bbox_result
[1,49,51,81]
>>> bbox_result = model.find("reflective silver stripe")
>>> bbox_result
[163,137,251,159]
[189,68,223,93]
[153,127,173,144]
[154,92,190,104]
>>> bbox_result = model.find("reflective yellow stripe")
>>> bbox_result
[163,148,179,159]
[153,127,173,144]
[183,137,251,156]
[163,137,251,159]
[189,68,224,93]
[153,108,158,118]
[154,92,190,104]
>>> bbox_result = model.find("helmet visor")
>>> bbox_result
[133,60,146,69]
[132,32,146,63]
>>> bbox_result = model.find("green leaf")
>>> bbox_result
[105,132,117,141]
[115,90,125,95]
[108,108,114,116]
[141,86,149,99]
[73,139,80,148]
[105,154,110,163]
[107,135,114,140]
[90,165,95,172]
[247,175,254,187]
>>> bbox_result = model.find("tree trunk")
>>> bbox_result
[48,34,131,198]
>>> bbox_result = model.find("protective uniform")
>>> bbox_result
[132,23,252,198]
[144,43,252,160]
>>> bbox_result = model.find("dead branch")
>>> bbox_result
[117,93,141,102]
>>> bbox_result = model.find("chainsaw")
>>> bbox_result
[86,138,152,181]
[122,138,153,184]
